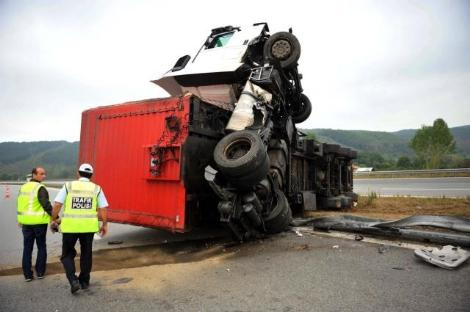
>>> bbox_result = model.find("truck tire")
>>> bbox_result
[292,94,312,124]
[263,32,301,69]
[227,156,270,189]
[214,130,269,182]
[264,190,292,233]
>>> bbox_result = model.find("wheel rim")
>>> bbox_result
[224,139,251,161]
[271,39,291,60]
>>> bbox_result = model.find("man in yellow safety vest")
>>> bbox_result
[17,167,53,281]
[51,163,109,294]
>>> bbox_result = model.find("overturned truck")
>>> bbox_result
[79,23,357,240]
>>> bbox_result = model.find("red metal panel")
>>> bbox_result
[79,95,191,232]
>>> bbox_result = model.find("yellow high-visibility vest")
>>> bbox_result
[60,180,100,233]
[17,181,50,225]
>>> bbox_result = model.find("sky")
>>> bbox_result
[1,0,469,142]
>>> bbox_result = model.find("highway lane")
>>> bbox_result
[1,228,469,312]
[354,177,470,197]
[1,184,469,311]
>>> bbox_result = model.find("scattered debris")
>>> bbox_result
[392,267,406,270]
[376,215,470,233]
[414,245,469,269]
[292,229,303,237]
[354,234,364,241]
[312,215,470,246]
[332,245,339,249]
[108,240,123,245]
[112,277,133,285]
[294,244,309,251]
[290,219,316,227]
[378,244,390,254]
[226,268,231,272]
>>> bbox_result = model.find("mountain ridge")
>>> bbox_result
[1,125,469,179]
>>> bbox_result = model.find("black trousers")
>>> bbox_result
[22,224,48,279]
[60,233,94,285]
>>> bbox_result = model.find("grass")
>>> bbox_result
[306,196,470,220]
[365,190,378,206]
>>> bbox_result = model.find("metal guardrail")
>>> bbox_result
[354,168,470,177]
[0,180,71,188]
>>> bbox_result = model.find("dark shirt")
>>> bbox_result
[31,179,53,216]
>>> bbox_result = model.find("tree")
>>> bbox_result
[410,118,456,169]
[396,156,412,169]
[357,151,394,170]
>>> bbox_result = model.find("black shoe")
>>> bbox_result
[80,281,89,290]
[71,280,80,294]
[25,277,33,282]
[37,274,45,279]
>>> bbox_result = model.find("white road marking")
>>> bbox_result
[356,177,470,181]
[381,188,470,191]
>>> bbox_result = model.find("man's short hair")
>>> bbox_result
[32,168,38,175]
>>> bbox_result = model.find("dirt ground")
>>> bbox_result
[306,196,470,220]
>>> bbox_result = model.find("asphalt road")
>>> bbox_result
[1,183,469,311]
[354,177,470,197]
[0,229,469,312]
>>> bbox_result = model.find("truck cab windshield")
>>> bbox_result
[207,32,234,49]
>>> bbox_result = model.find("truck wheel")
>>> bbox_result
[214,130,269,183]
[227,157,269,189]
[263,32,301,69]
[264,190,292,233]
[292,94,312,124]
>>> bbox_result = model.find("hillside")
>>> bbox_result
[304,125,470,158]
[309,129,413,158]
[0,125,469,179]
[0,141,79,180]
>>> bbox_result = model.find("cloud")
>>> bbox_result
[1,0,469,141]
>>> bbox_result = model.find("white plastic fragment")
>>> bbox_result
[414,245,469,269]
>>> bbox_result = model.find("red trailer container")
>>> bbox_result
[79,94,230,232]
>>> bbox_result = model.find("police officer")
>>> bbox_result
[17,167,53,281]
[51,163,109,294]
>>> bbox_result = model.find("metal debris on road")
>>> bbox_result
[292,228,304,237]
[414,245,469,269]
[354,234,364,241]
[108,240,123,245]
[378,244,390,254]
[312,215,470,246]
